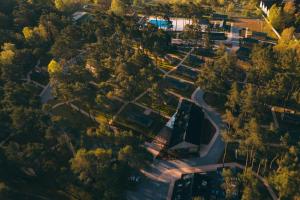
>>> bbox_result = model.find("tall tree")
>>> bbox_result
[240,84,258,119]
[226,82,240,114]
[268,4,284,31]
[269,146,300,199]
[110,0,125,15]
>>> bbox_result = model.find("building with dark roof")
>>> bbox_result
[167,99,215,153]
[210,14,228,21]
[260,0,300,16]
[172,168,241,200]
[240,29,268,41]
[198,18,210,32]
[209,32,227,40]
[209,14,230,33]
[239,37,259,49]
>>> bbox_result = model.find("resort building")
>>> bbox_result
[167,99,215,154]
[259,0,296,16]
[172,168,241,200]
[260,0,273,16]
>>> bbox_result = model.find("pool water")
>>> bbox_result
[148,19,172,29]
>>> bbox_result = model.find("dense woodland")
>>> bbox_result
[198,41,300,199]
[0,0,164,199]
[0,0,300,199]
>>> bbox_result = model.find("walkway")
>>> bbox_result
[111,48,194,124]
[164,48,194,77]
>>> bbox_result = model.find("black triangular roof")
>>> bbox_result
[168,100,205,148]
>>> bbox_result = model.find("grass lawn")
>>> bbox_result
[115,103,168,139]
[169,72,196,83]
[157,59,176,72]
[163,77,197,99]
[137,92,179,117]
[232,17,265,33]
[147,51,177,73]
[168,51,187,60]
[183,55,204,68]
[71,98,124,124]
[169,66,199,83]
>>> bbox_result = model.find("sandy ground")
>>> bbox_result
[231,17,265,32]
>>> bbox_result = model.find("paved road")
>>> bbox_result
[192,88,224,126]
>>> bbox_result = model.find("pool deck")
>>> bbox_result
[148,17,193,31]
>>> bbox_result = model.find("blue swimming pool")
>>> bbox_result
[148,19,172,29]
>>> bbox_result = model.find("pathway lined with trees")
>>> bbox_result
[111,47,194,123]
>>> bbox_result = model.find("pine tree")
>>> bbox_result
[268,4,284,31]
[110,0,125,15]
[241,84,256,118]
[226,82,240,114]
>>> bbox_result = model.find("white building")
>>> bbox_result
[259,0,282,16]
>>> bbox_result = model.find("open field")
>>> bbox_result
[232,17,278,39]
[232,17,265,32]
